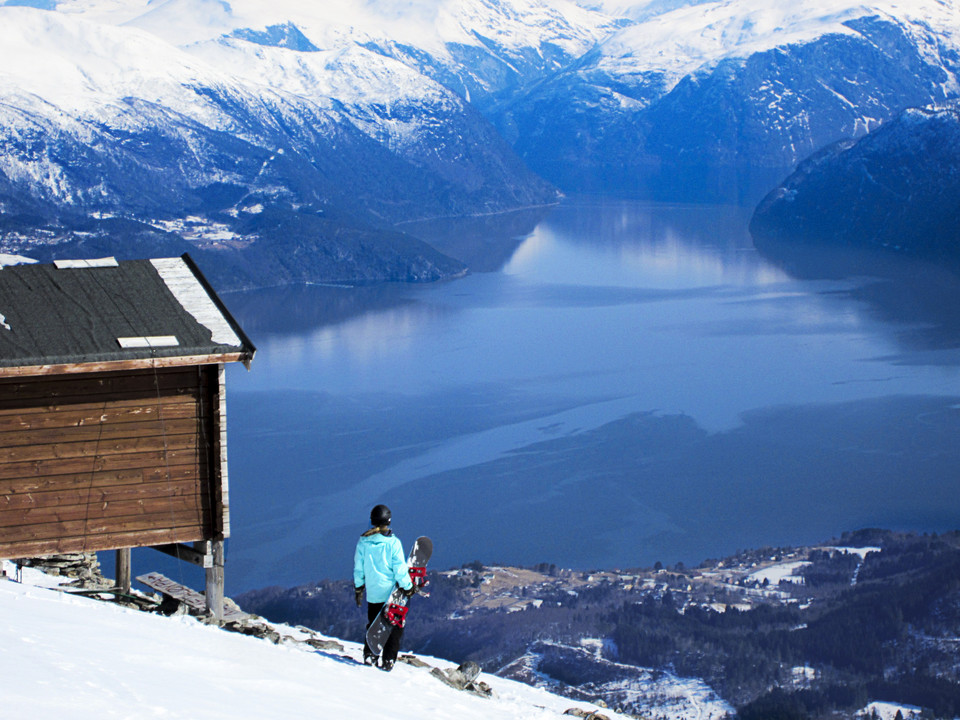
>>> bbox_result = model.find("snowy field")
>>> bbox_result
[0,562,624,720]
[746,560,811,586]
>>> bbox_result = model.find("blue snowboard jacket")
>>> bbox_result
[353,530,413,604]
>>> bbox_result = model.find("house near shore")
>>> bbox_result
[0,255,254,620]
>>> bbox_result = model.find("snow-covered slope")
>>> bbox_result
[593,0,960,92]
[501,640,733,719]
[0,3,553,288]
[353,0,623,110]
[1,564,624,720]
[66,0,621,110]
[492,0,960,198]
[4,0,960,276]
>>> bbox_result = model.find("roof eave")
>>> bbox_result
[0,351,255,378]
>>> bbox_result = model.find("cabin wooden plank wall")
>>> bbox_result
[0,366,223,559]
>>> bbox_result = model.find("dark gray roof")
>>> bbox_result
[0,254,254,371]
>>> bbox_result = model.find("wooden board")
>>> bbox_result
[7,527,206,558]
[136,571,248,622]
[0,353,246,379]
[0,396,200,431]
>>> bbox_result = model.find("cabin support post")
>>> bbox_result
[205,539,225,621]
[116,548,131,594]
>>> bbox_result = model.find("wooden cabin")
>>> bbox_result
[0,255,254,619]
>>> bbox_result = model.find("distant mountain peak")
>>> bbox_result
[228,22,319,52]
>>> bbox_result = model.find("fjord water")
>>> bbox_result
[223,200,960,592]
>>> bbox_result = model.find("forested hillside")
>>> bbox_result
[240,531,960,719]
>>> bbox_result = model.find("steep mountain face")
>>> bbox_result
[749,103,960,269]
[490,1,960,200]
[354,0,623,112]
[0,4,555,289]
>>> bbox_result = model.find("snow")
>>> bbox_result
[0,3,480,166]
[790,665,817,686]
[117,335,180,348]
[0,253,37,267]
[743,548,881,588]
[0,6,269,137]
[592,0,960,93]
[151,257,243,347]
[825,546,882,559]
[508,641,733,720]
[747,560,811,586]
[55,0,617,61]
[858,700,923,720]
[6,0,957,157]
[53,257,118,268]
[0,563,624,720]
[187,37,460,152]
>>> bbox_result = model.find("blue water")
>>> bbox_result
[217,200,960,592]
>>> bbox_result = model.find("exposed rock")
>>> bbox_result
[157,594,189,617]
[304,637,345,653]
[399,654,432,669]
[563,709,611,720]
[16,553,109,587]
[493,10,960,202]
[222,619,282,645]
[430,661,494,697]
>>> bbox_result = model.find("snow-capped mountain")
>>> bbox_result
[490,0,960,199]
[3,0,960,285]
[0,2,555,288]
[351,0,624,112]
[500,640,732,719]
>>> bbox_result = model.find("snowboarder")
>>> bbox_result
[353,504,414,671]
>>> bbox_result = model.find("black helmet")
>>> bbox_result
[370,504,391,526]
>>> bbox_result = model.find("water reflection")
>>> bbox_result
[399,205,550,272]
[754,234,960,358]
[518,200,788,288]
[222,283,419,340]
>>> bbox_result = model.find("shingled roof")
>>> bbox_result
[0,254,255,376]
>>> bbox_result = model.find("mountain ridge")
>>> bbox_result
[490,2,960,199]
[749,102,960,271]
[0,3,556,289]
[4,0,960,284]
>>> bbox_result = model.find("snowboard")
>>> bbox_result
[365,535,432,659]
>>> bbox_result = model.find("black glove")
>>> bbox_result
[355,586,364,607]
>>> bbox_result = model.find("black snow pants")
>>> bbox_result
[365,601,403,664]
